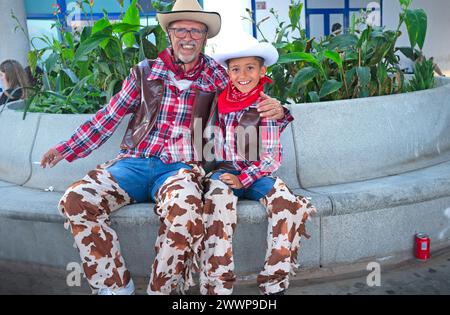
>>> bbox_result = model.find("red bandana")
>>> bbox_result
[158,48,204,81]
[218,76,272,114]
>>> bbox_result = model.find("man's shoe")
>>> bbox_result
[267,290,285,296]
[98,279,135,295]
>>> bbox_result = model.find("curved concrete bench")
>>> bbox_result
[293,77,450,188]
[1,78,450,278]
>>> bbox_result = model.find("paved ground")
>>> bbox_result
[1,247,450,295]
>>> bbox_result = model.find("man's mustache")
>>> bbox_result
[178,40,197,47]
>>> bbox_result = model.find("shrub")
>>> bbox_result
[22,0,171,116]
[19,0,435,115]
[246,0,432,104]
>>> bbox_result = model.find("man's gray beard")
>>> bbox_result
[175,40,199,64]
[176,51,197,64]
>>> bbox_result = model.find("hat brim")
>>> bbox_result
[213,42,279,68]
[157,11,221,39]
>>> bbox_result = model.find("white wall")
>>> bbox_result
[204,0,305,44]
[0,0,30,66]
[203,0,450,74]
[253,0,380,41]
[254,0,305,42]
[203,0,254,55]
[255,0,450,73]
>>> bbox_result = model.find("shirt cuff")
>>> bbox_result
[55,142,78,162]
[277,106,294,132]
[238,171,257,189]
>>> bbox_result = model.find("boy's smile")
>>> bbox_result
[227,57,267,93]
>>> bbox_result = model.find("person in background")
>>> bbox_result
[331,23,342,36]
[0,59,29,106]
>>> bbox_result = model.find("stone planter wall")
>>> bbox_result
[1,78,450,277]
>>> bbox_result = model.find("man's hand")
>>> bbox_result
[40,148,64,168]
[257,92,285,120]
[219,173,244,189]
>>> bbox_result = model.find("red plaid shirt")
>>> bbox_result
[214,100,294,188]
[56,54,229,163]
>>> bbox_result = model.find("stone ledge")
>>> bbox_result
[291,77,450,188]
[2,157,450,274]
[309,160,450,215]
[0,180,331,223]
[2,78,450,275]
[0,180,326,273]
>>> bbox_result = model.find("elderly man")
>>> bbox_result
[40,0,286,295]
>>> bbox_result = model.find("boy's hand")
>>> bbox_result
[40,147,64,168]
[219,173,244,189]
[257,92,285,120]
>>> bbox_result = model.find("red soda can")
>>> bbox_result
[415,233,430,260]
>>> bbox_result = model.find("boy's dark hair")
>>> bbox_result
[226,56,265,67]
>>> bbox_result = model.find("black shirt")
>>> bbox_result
[0,88,22,105]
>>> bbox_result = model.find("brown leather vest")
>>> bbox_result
[120,60,216,154]
[207,93,262,169]
[119,60,261,165]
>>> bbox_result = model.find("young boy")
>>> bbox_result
[200,33,317,295]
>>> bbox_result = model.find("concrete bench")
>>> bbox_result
[1,77,450,277]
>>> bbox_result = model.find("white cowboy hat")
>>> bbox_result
[212,32,279,68]
[157,0,221,39]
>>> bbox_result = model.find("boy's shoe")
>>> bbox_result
[267,290,285,296]
[98,279,135,295]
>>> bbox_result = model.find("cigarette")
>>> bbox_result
[32,162,41,165]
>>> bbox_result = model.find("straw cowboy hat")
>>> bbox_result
[157,0,221,39]
[212,31,279,68]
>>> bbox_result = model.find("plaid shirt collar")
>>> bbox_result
[146,53,225,93]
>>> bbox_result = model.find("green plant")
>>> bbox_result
[395,0,435,90]
[408,57,435,91]
[21,0,172,117]
[250,0,430,104]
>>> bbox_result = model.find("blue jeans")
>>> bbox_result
[107,157,192,203]
[210,169,276,201]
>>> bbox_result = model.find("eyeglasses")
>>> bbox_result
[168,27,207,40]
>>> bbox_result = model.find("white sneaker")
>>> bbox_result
[98,279,135,295]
